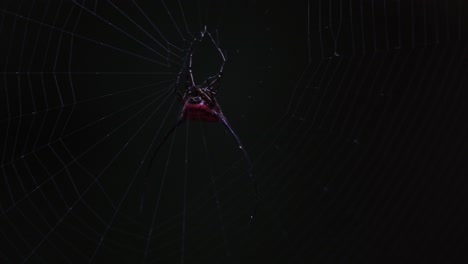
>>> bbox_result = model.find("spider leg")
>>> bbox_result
[140,117,185,212]
[201,25,207,38]
[205,32,226,92]
[207,32,226,75]
[176,37,200,103]
[215,111,257,223]
[188,42,196,87]
[175,42,195,103]
[203,76,221,94]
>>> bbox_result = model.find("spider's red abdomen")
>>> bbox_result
[182,101,220,122]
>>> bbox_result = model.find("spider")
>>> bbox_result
[141,29,257,222]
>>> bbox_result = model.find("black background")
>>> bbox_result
[1,0,467,263]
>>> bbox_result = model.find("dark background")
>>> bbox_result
[1,0,467,263]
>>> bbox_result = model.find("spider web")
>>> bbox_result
[1,0,468,263]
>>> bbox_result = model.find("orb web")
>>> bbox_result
[1,0,467,263]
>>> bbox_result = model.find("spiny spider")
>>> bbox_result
[142,28,257,222]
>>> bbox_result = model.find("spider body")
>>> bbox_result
[182,100,220,122]
[181,86,221,122]
[142,28,257,222]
